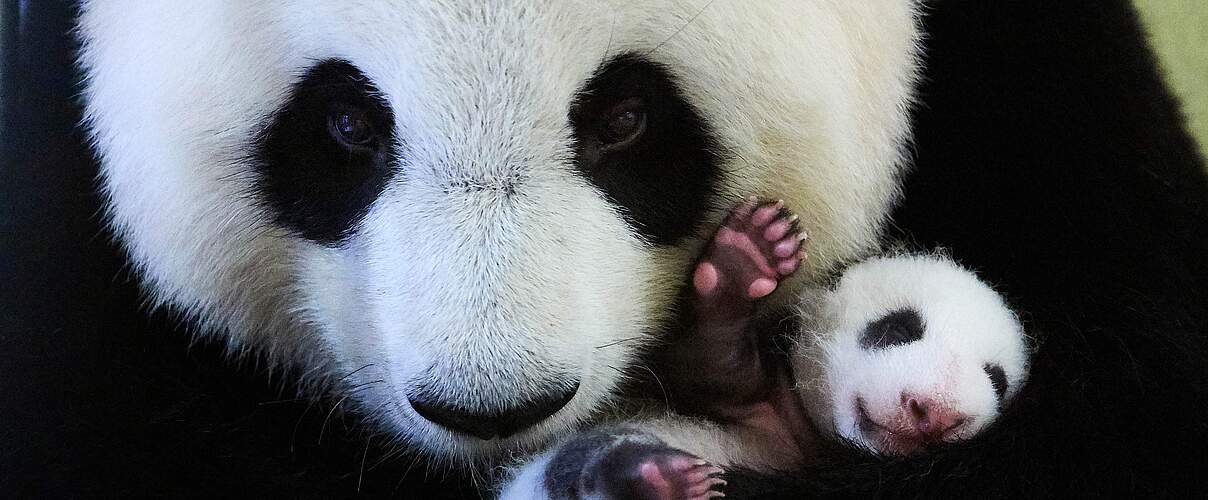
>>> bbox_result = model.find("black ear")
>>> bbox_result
[984,363,1008,401]
[859,308,926,350]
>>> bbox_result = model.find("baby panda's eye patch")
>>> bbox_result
[859,308,925,350]
[984,363,1008,401]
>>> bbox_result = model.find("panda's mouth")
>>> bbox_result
[855,397,890,435]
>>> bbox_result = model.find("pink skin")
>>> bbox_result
[664,197,813,462]
[858,394,971,455]
[638,456,726,500]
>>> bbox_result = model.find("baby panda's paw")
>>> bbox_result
[693,197,807,323]
[504,426,725,500]
[795,254,1030,456]
[665,198,808,417]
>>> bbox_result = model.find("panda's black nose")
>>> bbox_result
[408,382,579,440]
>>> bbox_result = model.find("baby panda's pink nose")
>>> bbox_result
[903,395,967,442]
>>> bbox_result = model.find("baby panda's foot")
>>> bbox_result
[692,197,807,324]
[532,426,725,500]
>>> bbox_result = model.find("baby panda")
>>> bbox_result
[792,250,1030,456]
[505,199,1030,499]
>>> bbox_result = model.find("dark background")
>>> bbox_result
[3,0,1207,498]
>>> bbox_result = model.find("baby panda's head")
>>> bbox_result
[794,254,1029,455]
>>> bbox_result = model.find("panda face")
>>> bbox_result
[796,255,1030,456]
[77,0,922,461]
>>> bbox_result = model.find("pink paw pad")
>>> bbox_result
[638,456,726,500]
[693,197,808,303]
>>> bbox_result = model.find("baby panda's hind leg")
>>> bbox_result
[500,425,725,500]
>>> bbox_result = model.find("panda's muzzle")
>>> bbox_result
[408,381,580,440]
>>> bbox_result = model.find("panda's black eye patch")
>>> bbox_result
[984,363,1008,401]
[859,308,926,350]
[570,54,720,246]
[255,59,396,244]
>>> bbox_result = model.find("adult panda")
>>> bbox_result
[2,0,1205,498]
[75,0,919,470]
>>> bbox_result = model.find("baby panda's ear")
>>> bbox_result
[984,363,1008,402]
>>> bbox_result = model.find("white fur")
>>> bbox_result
[794,254,1031,453]
[77,0,923,463]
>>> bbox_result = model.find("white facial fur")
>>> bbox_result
[794,255,1030,455]
[76,0,922,463]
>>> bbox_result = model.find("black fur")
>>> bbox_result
[255,59,397,244]
[983,363,1007,402]
[3,0,1207,498]
[570,54,721,246]
[859,309,926,350]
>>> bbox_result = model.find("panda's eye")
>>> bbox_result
[328,107,376,150]
[984,363,1008,401]
[599,98,646,149]
[257,60,396,244]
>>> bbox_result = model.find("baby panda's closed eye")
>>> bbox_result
[795,254,1030,456]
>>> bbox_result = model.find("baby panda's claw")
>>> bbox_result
[637,456,726,500]
[686,479,728,499]
[750,199,784,227]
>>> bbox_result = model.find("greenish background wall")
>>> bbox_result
[1134,0,1208,159]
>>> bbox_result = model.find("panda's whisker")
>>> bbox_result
[289,398,321,455]
[356,437,371,493]
[394,455,424,498]
[338,363,376,382]
[345,379,386,392]
[318,395,350,445]
[592,0,716,80]
[631,363,671,408]
[594,336,645,349]
[598,14,617,70]
[642,0,718,59]
[256,397,308,406]
[370,441,411,472]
